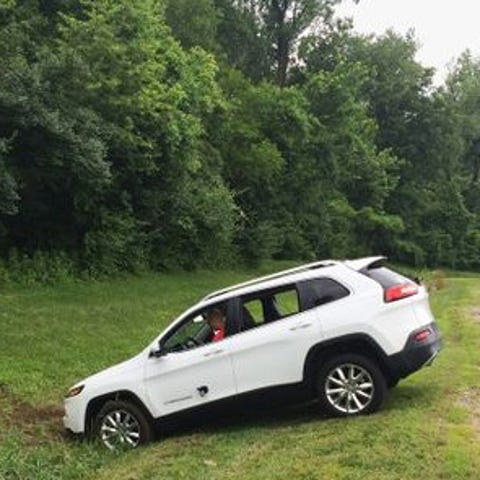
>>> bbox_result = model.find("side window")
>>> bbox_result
[275,289,299,317]
[301,278,349,310]
[241,285,300,331]
[162,302,228,353]
[243,299,263,325]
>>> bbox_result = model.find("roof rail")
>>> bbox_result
[204,259,337,301]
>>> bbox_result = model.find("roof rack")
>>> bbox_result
[204,259,337,301]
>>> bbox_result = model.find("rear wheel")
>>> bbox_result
[93,400,153,450]
[316,353,387,416]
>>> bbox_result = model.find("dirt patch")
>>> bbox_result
[458,386,480,440]
[469,307,480,324]
[0,383,64,445]
[429,270,447,291]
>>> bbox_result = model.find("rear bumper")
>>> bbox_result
[386,322,442,380]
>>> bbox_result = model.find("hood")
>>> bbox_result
[79,349,147,393]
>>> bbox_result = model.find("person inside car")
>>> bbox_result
[206,308,226,342]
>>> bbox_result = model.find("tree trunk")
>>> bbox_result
[276,32,290,86]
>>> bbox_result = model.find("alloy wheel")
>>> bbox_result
[99,409,141,450]
[324,363,375,414]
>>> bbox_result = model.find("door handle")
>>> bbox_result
[290,323,312,331]
[203,349,224,357]
[197,385,209,397]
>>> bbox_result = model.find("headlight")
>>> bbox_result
[65,384,85,398]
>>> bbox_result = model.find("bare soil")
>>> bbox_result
[0,383,64,445]
[469,307,480,324]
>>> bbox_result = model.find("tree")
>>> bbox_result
[214,0,272,81]
[0,1,111,256]
[446,52,480,185]
[259,0,341,86]
[214,0,344,85]
[302,29,476,267]
[0,139,18,217]
[0,0,238,272]
[165,0,220,51]
[57,0,238,270]
[2,0,480,278]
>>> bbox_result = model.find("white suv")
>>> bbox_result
[63,257,441,450]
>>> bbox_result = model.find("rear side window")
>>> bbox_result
[275,289,299,317]
[301,278,350,310]
[362,266,412,287]
[241,285,300,331]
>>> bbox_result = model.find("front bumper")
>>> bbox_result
[63,396,87,434]
[386,322,442,380]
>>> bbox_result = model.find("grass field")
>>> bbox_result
[1,264,480,480]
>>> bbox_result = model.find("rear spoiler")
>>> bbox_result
[343,256,386,272]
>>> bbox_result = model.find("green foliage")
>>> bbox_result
[1,0,480,282]
[153,173,238,269]
[259,0,342,85]
[0,0,111,257]
[166,0,219,51]
[0,138,19,216]
[0,0,238,278]
[301,28,480,268]
[83,209,147,276]
[214,0,272,81]
[3,249,75,285]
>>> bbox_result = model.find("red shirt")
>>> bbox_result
[212,328,225,342]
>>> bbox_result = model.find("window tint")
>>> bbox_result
[301,278,349,310]
[362,266,414,288]
[243,299,263,325]
[240,286,300,331]
[275,289,299,317]
[163,303,228,353]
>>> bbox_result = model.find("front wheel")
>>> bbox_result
[93,400,153,450]
[316,354,387,416]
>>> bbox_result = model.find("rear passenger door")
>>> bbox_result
[228,284,320,394]
[228,278,351,395]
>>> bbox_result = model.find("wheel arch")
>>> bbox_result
[303,334,397,390]
[85,390,154,435]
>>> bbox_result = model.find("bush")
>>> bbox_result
[4,250,75,285]
[82,211,149,276]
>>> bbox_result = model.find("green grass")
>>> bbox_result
[1,265,480,479]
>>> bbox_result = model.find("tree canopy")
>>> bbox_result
[1,0,479,280]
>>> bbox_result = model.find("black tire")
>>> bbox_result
[93,400,153,450]
[316,353,387,417]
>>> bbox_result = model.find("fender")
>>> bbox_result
[84,390,153,434]
[302,333,395,387]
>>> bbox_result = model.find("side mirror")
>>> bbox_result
[149,339,167,358]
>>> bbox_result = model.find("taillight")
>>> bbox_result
[384,283,418,303]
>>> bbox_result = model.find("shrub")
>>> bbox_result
[4,250,75,285]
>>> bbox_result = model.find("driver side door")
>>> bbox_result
[144,300,237,418]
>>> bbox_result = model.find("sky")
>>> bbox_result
[335,0,480,85]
